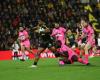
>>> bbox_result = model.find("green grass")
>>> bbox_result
[0,57,100,80]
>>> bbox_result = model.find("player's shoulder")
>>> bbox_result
[23,30,28,34]
[60,27,66,30]
[88,25,92,29]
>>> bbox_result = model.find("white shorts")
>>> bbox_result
[98,38,100,46]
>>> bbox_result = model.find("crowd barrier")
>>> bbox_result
[0,49,100,61]
[0,49,55,61]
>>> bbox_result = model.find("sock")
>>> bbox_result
[84,54,89,63]
[33,62,37,65]
[78,58,87,64]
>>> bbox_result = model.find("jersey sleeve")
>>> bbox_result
[51,29,56,36]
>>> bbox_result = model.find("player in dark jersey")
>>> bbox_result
[66,29,76,48]
[30,20,58,67]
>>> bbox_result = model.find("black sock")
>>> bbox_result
[33,62,37,65]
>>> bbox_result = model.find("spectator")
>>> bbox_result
[97,33,100,47]
[11,41,19,60]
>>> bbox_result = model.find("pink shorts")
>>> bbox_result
[20,39,30,48]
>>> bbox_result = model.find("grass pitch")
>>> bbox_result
[0,57,100,80]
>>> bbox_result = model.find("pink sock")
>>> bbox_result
[59,61,65,65]
[84,54,89,63]
[78,58,88,64]
[78,58,83,63]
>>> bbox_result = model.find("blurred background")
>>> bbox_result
[0,0,100,50]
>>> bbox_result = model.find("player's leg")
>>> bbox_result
[71,55,90,65]
[26,47,33,54]
[89,40,96,57]
[13,52,16,60]
[31,47,45,67]
[48,39,62,57]
[78,43,85,58]
[31,40,49,67]
[20,45,26,61]
[84,42,91,64]
[14,51,19,60]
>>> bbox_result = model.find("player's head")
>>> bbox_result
[19,27,24,31]
[80,18,88,28]
[54,23,59,28]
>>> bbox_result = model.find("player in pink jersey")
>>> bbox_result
[80,19,95,64]
[51,23,76,64]
[58,44,90,65]
[18,27,33,61]
[50,23,66,64]
[51,23,66,46]
[51,23,88,65]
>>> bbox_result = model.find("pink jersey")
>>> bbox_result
[51,27,66,45]
[82,25,94,41]
[82,25,95,46]
[59,44,77,60]
[19,30,28,41]
[19,30,30,48]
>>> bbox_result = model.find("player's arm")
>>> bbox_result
[51,29,57,37]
